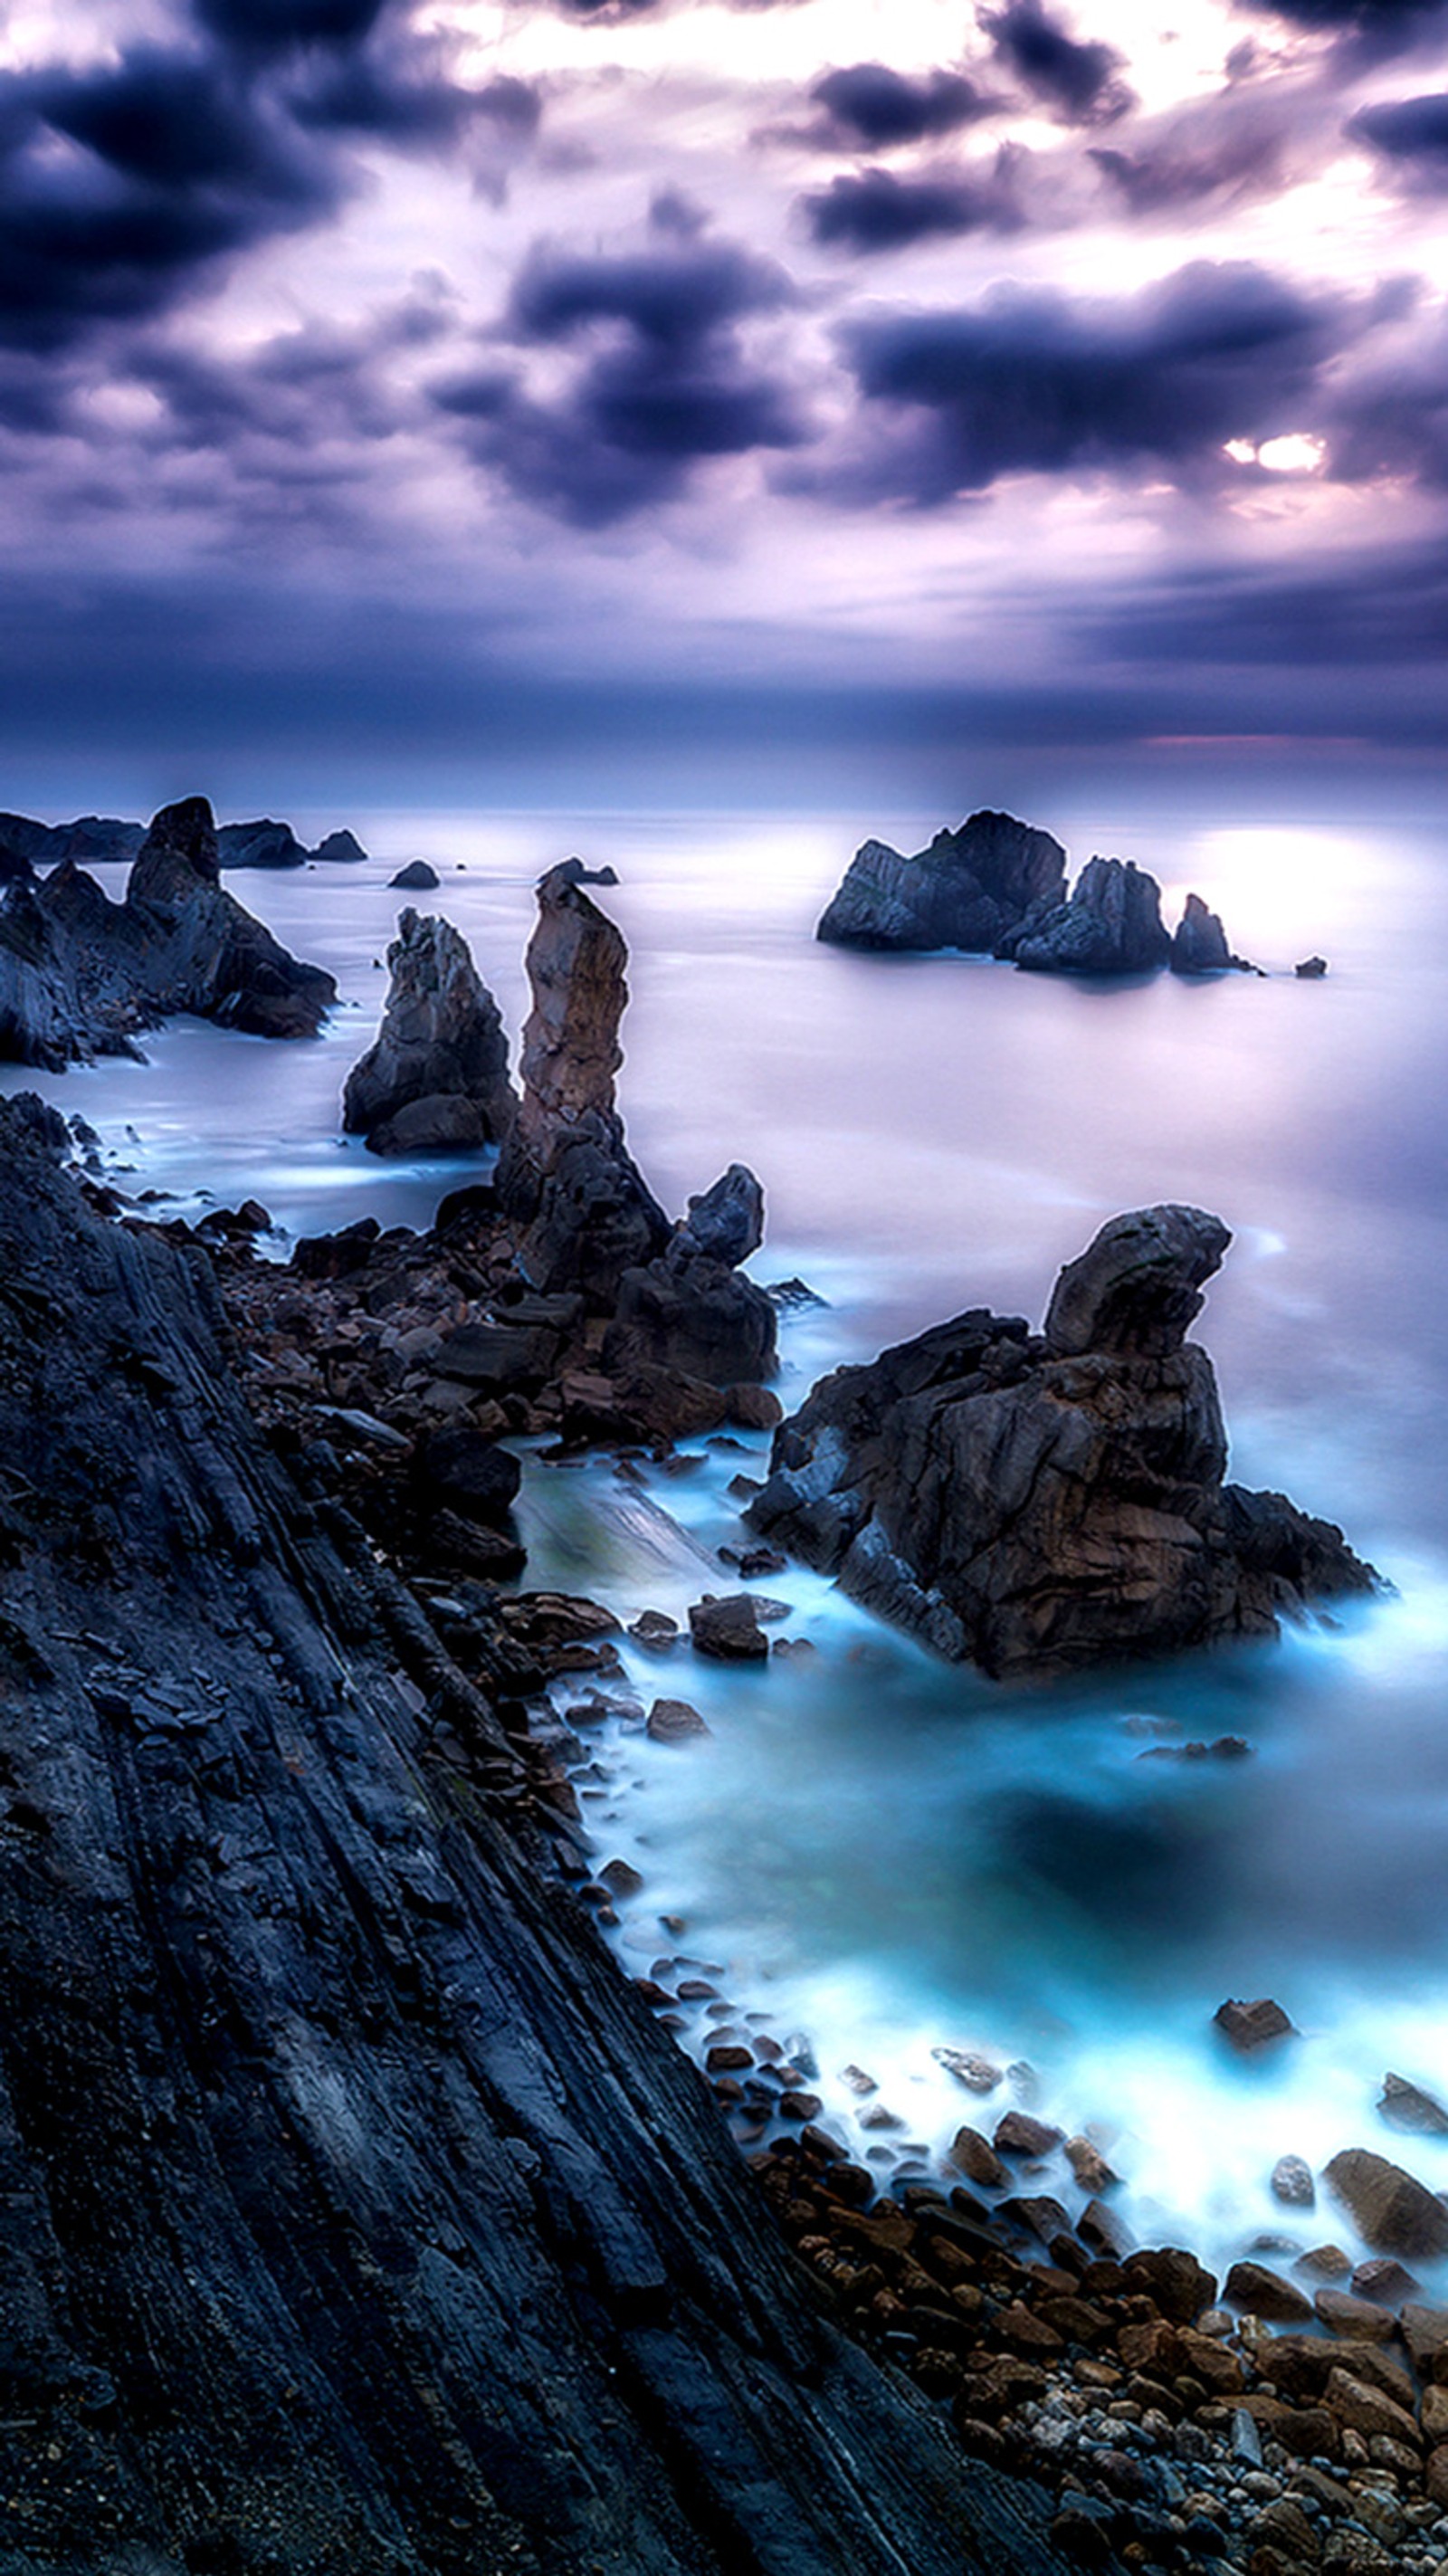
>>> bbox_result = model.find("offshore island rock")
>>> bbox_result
[748,1203,1375,1679]
[496,864,669,1306]
[1010,856,1171,975]
[342,908,517,1157]
[817,810,1067,952]
[0,795,336,1064]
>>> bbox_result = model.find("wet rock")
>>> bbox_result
[1272,2155,1316,2207]
[604,1242,776,1388]
[748,1208,1373,1680]
[599,1856,644,1899]
[994,2111,1064,2160]
[688,1595,768,1661]
[1013,856,1171,976]
[389,860,440,890]
[1314,2288,1398,2341]
[728,1386,784,1432]
[948,2128,1008,2190]
[1120,2247,1217,2323]
[1324,2149,1448,2260]
[1215,1998,1297,2053]
[628,1608,680,1648]
[1064,2137,1119,2194]
[342,910,516,1156]
[934,2048,1003,2093]
[559,1362,729,1447]
[1378,2072,1448,2135]
[645,1698,710,1744]
[678,1164,765,1267]
[1323,2367,1422,2450]
[1224,2260,1314,2323]
[1352,2255,1421,2307]
[817,811,1067,953]
[1400,2302,1448,2372]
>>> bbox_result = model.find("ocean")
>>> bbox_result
[6,782,1447,2278]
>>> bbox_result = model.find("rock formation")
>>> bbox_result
[604,1162,777,1388]
[0,797,336,1064]
[216,816,310,869]
[1170,892,1234,974]
[1010,857,1171,976]
[0,809,144,866]
[497,864,670,1304]
[748,1204,1374,1679]
[390,858,440,890]
[0,1092,1062,2576]
[342,909,517,1157]
[817,811,1067,952]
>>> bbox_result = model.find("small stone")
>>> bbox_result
[839,2065,878,2095]
[1315,2288,1398,2341]
[628,1608,680,1647]
[933,2046,1003,2093]
[1379,2074,1448,2137]
[688,1594,767,1662]
[948,2126,1006,2190]
[1294,956,1328,978]
[1353,2256,1422,2308]
[994,2110,1064,2159]
[1224,2260,1314,2324]
[598,1856,643,1900]
[1065,2135,1119,2193]
[1295,2243,1353,2281]
[1272,2155,1317,2208]
[1215,1998,1296,2053]
[777,2091,824,2123]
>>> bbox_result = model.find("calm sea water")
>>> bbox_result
[7,789,1448,2275]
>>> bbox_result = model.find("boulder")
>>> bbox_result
[1215,1998,1296,2053]
[816,811,1067,952]
[342,910,516,1157]
[688,1595,768,1661]
[1170,892,1236,974]
[993,2110,1063,2159]
[645,1698,710,1743]
[411,1426,521,1527]
[747,1207,1373,1680]
[679,1164,765,1268]
[1378,2071,1448,2135]
[1324,2148,1448,2259]
[496,869,669,1307]
[1011,856,1171,975]
[1272,2154,1315,2207]
[312,828,367,863]
[389,860,440,891]
[1223,2261,1313,2323]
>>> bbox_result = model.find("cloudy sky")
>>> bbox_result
[4,0,1448,795]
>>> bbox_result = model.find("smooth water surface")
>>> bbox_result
[7,787,1447,2272]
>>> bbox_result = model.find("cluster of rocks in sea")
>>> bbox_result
[748,1202,1375,1677]
[816,808,1323,978]
[0,794,338,1063]
[0,804,367,872]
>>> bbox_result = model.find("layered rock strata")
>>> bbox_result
[0,1092,1065,2576]
[342,908,517,1157]
[0,796,336,1064]
[748,1205,1374,1678]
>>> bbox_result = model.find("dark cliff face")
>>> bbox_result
[748,1206,1375,1679]
[0,1098,1066,2576]
[817,811,1068,953]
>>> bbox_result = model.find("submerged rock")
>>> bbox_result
[748,1205,1374,1680]
[817,810,1067,952]
[342,908,516,1157]
[1011,857,1171,976]
[1325,2148,1448,2259]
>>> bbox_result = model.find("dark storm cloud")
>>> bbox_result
[0,49,339,353]
[817,262,1346,501]
[191,0,393,56]
[1348,88,1448,178]
[804,161,1020,253]
[807,63,992,150]
[434,234,806,522]
[1087,537,1448,667]
[1091,100,1292,212]
[979,0,1134,126]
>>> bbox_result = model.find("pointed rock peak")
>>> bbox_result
[517,868,629,1146]
[676,1164,765,1269]
[134,796,221,888]
[1043,1204,1233,1358]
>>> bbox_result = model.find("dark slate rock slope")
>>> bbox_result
[0,1098,1065,2576]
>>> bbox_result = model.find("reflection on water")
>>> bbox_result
[7,792,1448,2272]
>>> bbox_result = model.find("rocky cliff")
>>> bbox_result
[0,1092,1068,2576]
[748,1206,1375,1678]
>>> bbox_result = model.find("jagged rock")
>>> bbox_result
[602,1162,776,1388]
[390,859,440,891]
[0,1095,1038,2576]
[1325,2149,1448,2259]
[680,1164,765,1267]
[1171,892,1238,974]
[0,797,335,1064]
[1378,2072,1448,2135]
[748,1207,1374,1679]
[496,868,669,1307]
[0,810,144,866]
[342,910,516,1158]
[689,1594,769,1660]
[1214,1997,1296,2053]
[817,812,1066,952]
[1012,857,1171,975]
[553,855,620,887]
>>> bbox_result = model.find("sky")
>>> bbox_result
[4,0,1448,800]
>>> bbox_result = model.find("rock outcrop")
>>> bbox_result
[1170,892,1234,975]
[497,865,670,1305]
[0,797,336,1063]
[604,1162,776,1389]
[342,909,517,1157]
[818,811,1067,952]
[0,1092,1067,2576]
[390,858,440,890]
[1010,857,1171,976]
[0,809,144,866]
[747,1204,1375,1679]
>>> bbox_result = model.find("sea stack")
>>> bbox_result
[748,1205,1375,1678]
[342,909,516,1156]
